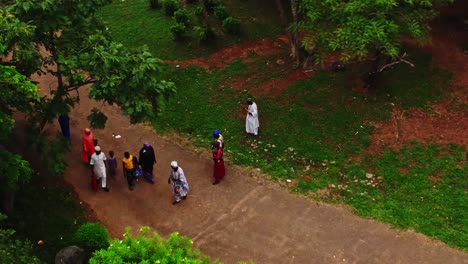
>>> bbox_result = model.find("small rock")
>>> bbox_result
[286,179,292,183]
[366,173,373,179]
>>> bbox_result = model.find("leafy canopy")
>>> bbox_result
[89,227,215,264]
[5,0,175,128]
[0,8,37,191]
[0,214,42,264]
[298,0,454,61]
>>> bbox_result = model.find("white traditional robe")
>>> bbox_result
[169,167,189,202]
[245,102,259,135]
[90,152,107,188]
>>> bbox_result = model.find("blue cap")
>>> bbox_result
[213,129,219,136]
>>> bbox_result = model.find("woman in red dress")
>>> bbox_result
[212,141,225,185]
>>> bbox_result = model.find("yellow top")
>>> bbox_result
[122,155,134,170]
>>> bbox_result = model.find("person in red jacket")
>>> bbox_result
[212,141,225,185]
[81,128,95,164]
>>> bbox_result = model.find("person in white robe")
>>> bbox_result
[168,161,189,205]
[245,98,259,136]
[90,146,109,192]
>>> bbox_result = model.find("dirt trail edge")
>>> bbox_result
[30,73,467,264]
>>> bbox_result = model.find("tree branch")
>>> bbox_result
[64,78,96,92]
[378,53,415,72]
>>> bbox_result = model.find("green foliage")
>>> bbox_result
[214,5,228,21]
[7,184,87,262]
[74,223,109,252]
[174,8,190,26]
[0,150,33,192]
[194,6,204,20]
[204,0,219,13]
[0,9,38,193]
[27,132,69,177]
[222,17,241,35]
[0,214,42,264]
[87,108,108,129]
[170,23,188,41]
[298,0,454,61]
[194,25,216,43]
[85,38,176,124]
[162,0,180,16]
[149,0,160,9]
[5,0,175,130]
[97,0,283,60]
[89,227,215,263]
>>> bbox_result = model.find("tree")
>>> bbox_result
[2,0,175,177]
[0,8,38,214]
[4,0,175,131]
[0,214,42,264]
[89,227,215,264]
[293,0,453,88]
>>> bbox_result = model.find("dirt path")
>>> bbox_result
[29,83,467,263]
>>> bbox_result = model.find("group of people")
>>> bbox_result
[75,97,260,204]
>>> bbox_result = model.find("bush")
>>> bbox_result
[149,0,160,9]
[194,6,204,20]
[214,5,228,21]
[74,223,109,252]
[194,25,216,43]
[222,17,241,35]
[174,9,190,26]
[162,0,179,16]
[204,0,219,13]
[89,227,211,263]
[170,23,187,41]
[186,0,198,3]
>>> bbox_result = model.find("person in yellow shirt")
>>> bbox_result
[122,151,137,190]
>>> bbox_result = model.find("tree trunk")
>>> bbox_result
[365,51,385,93]
[289,0,300,67]
[39,40,66,131]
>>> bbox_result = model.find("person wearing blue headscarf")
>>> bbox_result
[58,113,71,140]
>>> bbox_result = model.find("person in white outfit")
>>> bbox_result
[245,98,259,136]
[168,161,189,205]
[90,146,109,192]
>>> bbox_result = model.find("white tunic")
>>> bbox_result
[90,152,107,179]
[245,102,259,135]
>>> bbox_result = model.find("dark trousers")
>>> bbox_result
[124,169,135,187]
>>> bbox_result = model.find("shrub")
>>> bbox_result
[222,16,241,35]
[194,25,216,43]
[162,0,179,16]
[174,9,190,26]
[149,0,160,9]
[204,0,219,13]
[170,23,187,41]
[74,223,109,252]
[214,5,228,21]
[194,6,204,20]
[186,0,198,4]
[89,227,212,263]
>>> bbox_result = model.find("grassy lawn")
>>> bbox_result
[98,0,467,249]
[98,0,283,60]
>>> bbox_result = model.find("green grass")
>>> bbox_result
[99,0,466,249]
[151,49,466,248]
[334,143,467,248]
[98,0,283,60]
[6,179,87,262]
